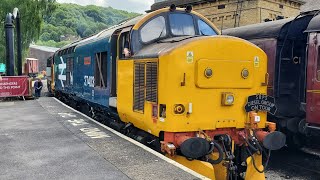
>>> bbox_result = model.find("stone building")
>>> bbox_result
[28,45,59,72]
[151,0,305,30]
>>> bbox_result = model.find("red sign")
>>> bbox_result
[0,76,29,97]
[84,57,91,65]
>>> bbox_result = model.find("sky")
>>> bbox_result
[56,0,155,13]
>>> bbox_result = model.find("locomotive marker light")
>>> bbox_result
[187,103,192,114]
[169,4,176,11]
[174,104,185,114]
[241,68,249,79]
[185,5,193,13]
[221,92,235,106]
[204,67,213,78]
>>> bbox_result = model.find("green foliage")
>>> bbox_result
[37,3,140,48]
[0,0,56,64]
[36,40,70,48]
[0,1,139,65]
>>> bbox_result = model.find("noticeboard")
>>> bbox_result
[244,94,277,115]
[0,76,29,97]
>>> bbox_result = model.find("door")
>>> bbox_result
[306,32,320,126]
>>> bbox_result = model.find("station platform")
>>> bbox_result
[0,97,205,180]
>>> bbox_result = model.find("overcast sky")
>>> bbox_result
[56,0,154,13]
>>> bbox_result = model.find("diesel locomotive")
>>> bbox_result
[224,10,320,148]
[49,6,285,180]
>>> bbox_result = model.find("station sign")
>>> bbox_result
[0,76,29,97]
[245,94,277,115]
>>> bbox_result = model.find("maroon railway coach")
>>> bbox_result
[224,11,320,147]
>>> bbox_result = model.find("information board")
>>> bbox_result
[0,76,29,97]
[244,94,277,115]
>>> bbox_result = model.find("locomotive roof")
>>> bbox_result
[58,7,219,54]
[59,15,145,50]
[222,18,293,40]
[305,13,320,32]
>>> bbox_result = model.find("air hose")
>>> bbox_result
[207,141,224,165]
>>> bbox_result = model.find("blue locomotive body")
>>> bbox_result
[54,34,112,108]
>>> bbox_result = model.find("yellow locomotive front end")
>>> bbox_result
[157,36,266,132]
[116,6,285,180]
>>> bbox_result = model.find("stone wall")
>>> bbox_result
[152,0,304,30]
[193,0,302,30]
[28,45,58,73]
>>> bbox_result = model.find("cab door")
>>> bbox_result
[306,33,320,126]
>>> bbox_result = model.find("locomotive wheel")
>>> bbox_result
[287,133,305,149]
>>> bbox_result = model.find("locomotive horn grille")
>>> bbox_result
[133,61,158,112]
[134,63,145,112]
[146,62,158,103]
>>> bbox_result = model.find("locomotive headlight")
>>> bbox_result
[222,93,235,106]
[174,104,185,114]
[204,68,213,78]
[241,68,249,79]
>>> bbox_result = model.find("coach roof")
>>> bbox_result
[223,18,293,40]
[305,13,320,32]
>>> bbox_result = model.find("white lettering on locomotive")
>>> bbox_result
[58,56,66,88]
[84,76,94,87]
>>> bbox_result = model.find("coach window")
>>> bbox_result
[198,19,217,36]
[94,52,108,88]
[317,46,320,81]
[169,13,195,36]
[140,16,166,43]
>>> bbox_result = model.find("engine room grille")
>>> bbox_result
[133,61,158,113]
[134,63,145,112]
[146,62,158,103]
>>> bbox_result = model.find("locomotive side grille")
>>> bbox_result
[133,61,158,113]
[134,63,145,112]
[146,62,158,103]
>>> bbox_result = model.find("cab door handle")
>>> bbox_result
[261,73,269,86]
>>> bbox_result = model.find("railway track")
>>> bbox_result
[267,148,320,180]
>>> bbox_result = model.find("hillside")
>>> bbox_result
[36,3,140,48]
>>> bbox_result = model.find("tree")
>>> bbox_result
[0,0,57,64]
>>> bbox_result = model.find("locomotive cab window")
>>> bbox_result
[140,16,167,43]
[94,52,108,88]
[169,13,195,36]
[198,19,217,36]
[119,31,132,59]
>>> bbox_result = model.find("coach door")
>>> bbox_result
[306,33,320,126]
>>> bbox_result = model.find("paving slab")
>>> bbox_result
[0,97,204,180]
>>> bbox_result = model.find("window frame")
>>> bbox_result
[197,18,218,36]
[94,51,108,88]
[316,46,320,81]
[168,13,196,37]
[139,15,168,44]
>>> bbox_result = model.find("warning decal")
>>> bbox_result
[187,51,194,64]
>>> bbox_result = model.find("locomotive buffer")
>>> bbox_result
[0,97,206,180]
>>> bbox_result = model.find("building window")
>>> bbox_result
[218,5,225,9]
[279,4,284,9]
[94,52,108,88]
